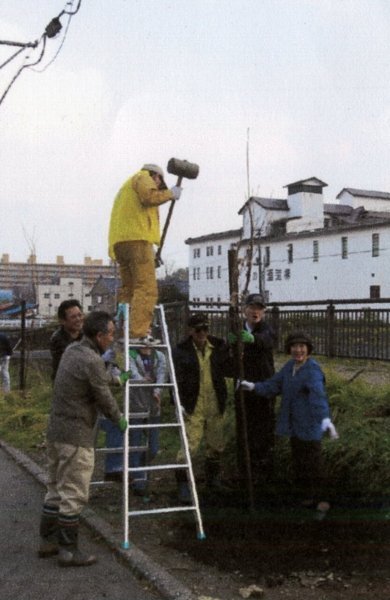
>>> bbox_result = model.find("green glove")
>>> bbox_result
[118,416,128,433]
[119,370,131,385]
[228,332,237,344]
[240,330,254,344]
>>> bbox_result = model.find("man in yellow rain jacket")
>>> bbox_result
[108,164,181,345]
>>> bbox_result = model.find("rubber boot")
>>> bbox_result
[38,504,59,557]
[175,471,192,505]
[57,514,97,567]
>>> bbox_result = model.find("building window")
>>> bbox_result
[217,245,222,255]
[206,246,214,256]
[313,240,319,262]
[372,233,379,257]
[284,269,290,280]
[264,246,270,267]
[266,269,273,281]
[341,236,348,259]
[206,266,214,279]
[275,269,282,281]
[370,285,380,299]
[252,271,258,280]
[193,248,200,259]
[44,293,50,299]
[54,293,60,299]
[287,243,293,264]
[217,266,221,279]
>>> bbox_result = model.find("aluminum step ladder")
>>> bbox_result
[119,303,205,548]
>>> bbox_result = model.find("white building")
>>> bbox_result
[37,277,92,318]
[186,177,390,307]
[185,229,241,306]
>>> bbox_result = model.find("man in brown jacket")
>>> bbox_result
[38,311,128,567]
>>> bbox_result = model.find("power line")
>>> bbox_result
[0,0,82,107]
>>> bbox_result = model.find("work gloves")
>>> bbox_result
[236,379,255,392]
[170,185,182,200]
[119,370,132,385]
[321,417,339,439]
[228,330,255,344]
[118,416,128,432]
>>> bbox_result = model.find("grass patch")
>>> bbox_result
[2,354,390,503]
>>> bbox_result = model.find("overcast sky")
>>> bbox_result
[1,0,390,270]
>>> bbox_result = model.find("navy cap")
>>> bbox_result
[245,293,266,307]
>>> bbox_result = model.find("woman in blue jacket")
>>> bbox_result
[239,331,338,512]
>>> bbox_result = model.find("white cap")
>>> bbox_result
[142,163,164,178]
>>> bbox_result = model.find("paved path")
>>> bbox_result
[0,444,193,600]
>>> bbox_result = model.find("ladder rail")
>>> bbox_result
[122,303,130,549]
[112,303,205,549]
[157,305,205,537]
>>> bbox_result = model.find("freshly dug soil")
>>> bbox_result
[89,475,390,600]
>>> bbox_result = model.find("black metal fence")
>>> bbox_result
[164,299,390,361]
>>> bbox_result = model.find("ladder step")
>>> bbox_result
[96,445,149,454]
[128,382,174,388]
[127,422,180,430]
[128,343,168,349]
[129,463,189,473]
[128,506,196,517]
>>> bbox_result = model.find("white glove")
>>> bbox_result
[237,379,255,392]
[170,185,182,200]
[321,417,339,439]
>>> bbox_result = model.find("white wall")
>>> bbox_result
[259,227,390,303]
[188,233,240,306]
[338,191,390,212]
[37,278,91,317]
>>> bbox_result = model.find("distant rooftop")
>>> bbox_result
[336,188,390,201]
[185,228,242,244]
[238,197,287,214]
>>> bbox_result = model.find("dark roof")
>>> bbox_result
[185,228,242,244]
[284,177,328,189]
[238,197,288,215]
[324,203,353,216]
[336,188,390,201]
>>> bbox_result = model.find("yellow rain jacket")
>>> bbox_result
[108,169,173,259]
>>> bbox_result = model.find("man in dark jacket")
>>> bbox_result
[173,313,232,502]
[231,294,277,486]
[50,299,83,380]
[38,311,128,567]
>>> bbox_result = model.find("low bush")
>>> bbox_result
[1,356,390,502]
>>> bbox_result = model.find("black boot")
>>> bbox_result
[38,504,59,557]
[57,514,97,567]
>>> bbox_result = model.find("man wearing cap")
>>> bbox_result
[230,293,277,487]
[108,164,182,345]
[173,313,232,502]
